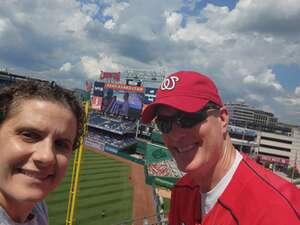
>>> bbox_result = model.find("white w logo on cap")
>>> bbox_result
[160,76,179,90]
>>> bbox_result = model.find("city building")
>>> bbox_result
[226,102,300,176]
[226,102,288,134]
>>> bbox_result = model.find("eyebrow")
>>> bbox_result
[16,126,73,143]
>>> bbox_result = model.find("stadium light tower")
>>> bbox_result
[124,69,167,83]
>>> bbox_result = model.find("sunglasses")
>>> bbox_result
[155,108,220,134]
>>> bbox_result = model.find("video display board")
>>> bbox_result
[141,87,158,115]
[144,87,157,104]
[102,83,144,120]
[91,81,105,111]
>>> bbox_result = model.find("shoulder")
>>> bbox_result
[220,154,300,224]
[171,174,200,195]
[0,206,13,225]
[31,201,49,225]
[174,174,196,187]
[169,174,201,225]
[0,202,49,225]
[171,174,201,210]
[241,155,299,201]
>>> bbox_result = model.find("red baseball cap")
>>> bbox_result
[141,71,223,123]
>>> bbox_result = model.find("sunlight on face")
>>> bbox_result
[0,99,77,212]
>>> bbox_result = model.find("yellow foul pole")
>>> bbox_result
[66,101,89,225]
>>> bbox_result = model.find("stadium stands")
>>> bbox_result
[85,129,137,150]
[85,111,138,151]
[88,111,137,135]
[228,125,257,141]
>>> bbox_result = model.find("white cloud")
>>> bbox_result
[164,11,182,34]
[104,19,115,29]
[80,56,99,79]
[81,3,99,17]
[0,17,9,34]
[169,18,226,45]
[80,54,123,79]
[248,94,264,102]
[295,86,300,96]
[258,69,283,91]
[274,96,300,107]
[103,1,129,30]
[59,11,91,37]
[243,75,255,83]
[221,0,300,35]
[260,105,274,114]
[59,62,73,72]
[243,70,282,91]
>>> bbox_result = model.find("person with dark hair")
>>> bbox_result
[141,71,300,225]
[0,80,84,225]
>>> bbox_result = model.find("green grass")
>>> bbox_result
[46,150,133,225]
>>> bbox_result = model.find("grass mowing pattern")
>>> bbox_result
[46,150,133,225]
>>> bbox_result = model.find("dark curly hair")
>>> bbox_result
[0,80,84,150]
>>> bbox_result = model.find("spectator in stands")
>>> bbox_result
[141,71,300,225]
[0,80,83,225]
[119,92,129,117]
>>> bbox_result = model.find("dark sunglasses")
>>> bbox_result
[155,107,220,134]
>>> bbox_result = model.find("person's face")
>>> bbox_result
[158,105,228,174]
[0,99,77,206]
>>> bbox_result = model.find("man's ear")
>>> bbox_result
[219,106,229,136]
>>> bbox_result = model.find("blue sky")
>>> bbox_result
[0,0,299,125]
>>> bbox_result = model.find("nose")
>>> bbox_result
[32,139,56,167]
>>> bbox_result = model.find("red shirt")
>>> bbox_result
[168,154,300,225]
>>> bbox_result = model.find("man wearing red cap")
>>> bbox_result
[141,71,300,225]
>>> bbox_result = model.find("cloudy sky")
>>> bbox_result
[0,0,300,125]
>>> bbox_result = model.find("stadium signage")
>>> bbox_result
[126,79,142,87]
[105,83,144,93]
[104,144,119,154]
[100,71,120,81]
[259,154,289,164]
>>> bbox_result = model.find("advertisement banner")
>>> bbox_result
[91,96,103,111]
[104,144,119,154]
[105,83,144,93]
[100,71,121,81]
[259,154,289,164]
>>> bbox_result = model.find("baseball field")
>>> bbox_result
[46,150,133,225]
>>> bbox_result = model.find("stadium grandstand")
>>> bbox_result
[0,70,46,86]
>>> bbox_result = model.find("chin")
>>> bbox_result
[177,164,195,173]
[178,162,204,174]
[17,188,50,203]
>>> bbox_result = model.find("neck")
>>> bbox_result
[194,135,237,193]
[0,193,34,223]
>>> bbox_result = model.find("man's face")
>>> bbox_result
[0,99,77,209]
[157,105,228,175]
